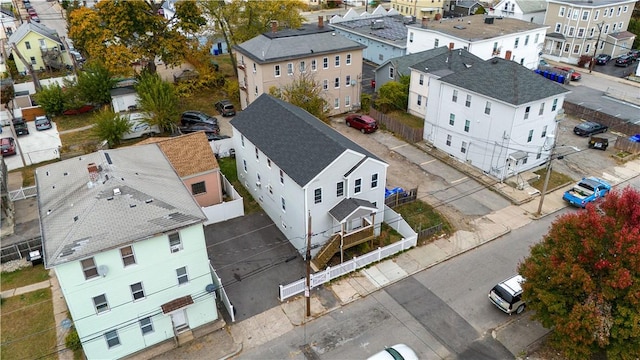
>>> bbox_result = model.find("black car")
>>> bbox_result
[180,111,218,128]
[615,54,635,67]
[179,123,220,135]
[595,54,611,65]
[628,49,640,59]
[215,99,236,117]
[12,117,29,136]
[573,121,608,137]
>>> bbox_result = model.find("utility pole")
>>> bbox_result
[305,211,312,318]
[589,22,605,74]
[10,42,41,91]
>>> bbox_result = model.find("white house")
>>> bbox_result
[37,145,220,359]
[406,15,548,69]
[229,94,389,266]
[489,0,548,24]
[423,57,570,180]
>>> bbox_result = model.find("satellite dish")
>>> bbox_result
[205,284,217,293]
[61,319,72,330]
[97,265,109,277]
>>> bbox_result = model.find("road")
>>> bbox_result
[31,1,70,47]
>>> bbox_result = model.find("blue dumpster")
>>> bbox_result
[543,70,549,78]
[213,48,219,56]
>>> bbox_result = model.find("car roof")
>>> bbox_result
[1,137,14,144]
[367,344,418,360]
[499,275,524,295]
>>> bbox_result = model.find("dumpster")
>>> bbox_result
[27,250,43,266]
[588,136,608,151]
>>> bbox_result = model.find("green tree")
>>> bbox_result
[92,110,131,147]
[518,187,640,360]
[268,72,329,121]
[33,84,67,116]
[374,75,410,112]
[629,18,640,49]
[135,72,179,133]
[75,62,116,105]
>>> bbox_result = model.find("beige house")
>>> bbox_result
[542,0,637,64]
[390,0,444,19]
[232,19,366,116]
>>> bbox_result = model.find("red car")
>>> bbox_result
[345,114,378,134]
[1,137,17,156]
[27,9,37,16]
[553,66,581,81]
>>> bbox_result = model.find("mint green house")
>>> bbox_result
[36,144,220,359]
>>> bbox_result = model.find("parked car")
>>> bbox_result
[488,274,526,315]
[12,117,29,136]
[573,121,608,136]
[553,66,581,81]
[367,344,418,360]
[615,54,635,67]
[628,49,640,59]
[34,115,52,131]
[179,124,220,138]
[562,177,611,208]
[345,113,378,134]
[27,8,37,16]
[0,137,16,156]
[594,54,611,65]
[215,99,236,117]
[180,111,219,128]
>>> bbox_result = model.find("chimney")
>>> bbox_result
[271,20,278,33]
[318,16,324,28]
[421,17,429,27]
[505,50,512,60]
[87,163,99,182]
[449,42,454,50]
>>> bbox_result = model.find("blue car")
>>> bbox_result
[562,177,611,208]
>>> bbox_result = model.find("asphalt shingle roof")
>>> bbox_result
[37,145,206,267]
[137,132,219,178]
[230,94,383,187]
[8,22,62,45]
[408,47,484,75]
[329,198,377,222]
[515,0,547,13]
[439,57,570,105]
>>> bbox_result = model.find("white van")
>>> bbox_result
[121,113,160,140]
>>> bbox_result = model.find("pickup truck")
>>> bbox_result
[562,177,611,208]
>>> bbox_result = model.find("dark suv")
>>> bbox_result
[13,117,29,136]
[180,111,219,129]
[215,100,236,117]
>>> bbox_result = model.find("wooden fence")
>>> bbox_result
[563,101,640,138]
[416,223,443,241]
[614,136,640,154]
[384,188,418,208]
[369,108,424,143]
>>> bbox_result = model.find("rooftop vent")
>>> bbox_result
[113,188,121,196]
[403,16,414,25]
[371,19,385,30]
[453,25,466,30]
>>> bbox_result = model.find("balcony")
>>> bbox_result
[312,222,375,270]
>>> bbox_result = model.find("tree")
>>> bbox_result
[518,187,640,360]
[75,62,116,105]
[374,75,410,112]
[135,72,180,133]
[33,84,67,116]
[67,0,205,76]
[92,110,131,147]
[268,72,329,121]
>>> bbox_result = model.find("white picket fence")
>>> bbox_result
[8,186,37,201]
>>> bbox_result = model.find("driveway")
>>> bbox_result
[1,121,61,171]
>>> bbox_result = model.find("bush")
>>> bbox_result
[65,328,81,351]
[92,110,131,147]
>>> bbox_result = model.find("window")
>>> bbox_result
[535,34,539,43]
[514,37,519,48]
[81,258,99,280]
[524,106,530,120]
[563,25,568,35]
[268,184,273,195]
[568,27,575,37]
[612,23,617,32]
[552,98,558,111]
[38,39,46,48]
[345,95,351,107]
[493,42,498,53]
[485,101,491,115]
[449,113,455,126]
[371,173,378,188]
[572,10,578,20]
[254,86,258,96]
[465,95,471,107]
[573,44,580,54]
[176,267,188,285]
[337,181,344,197]
[346,75,351,86]
[25,41,31,49]
[577,28,584,38]
[323,79,328,90]
[169,233,182,253]
[140,317,153,335]
[452,90,458,102]
[323,57,328,69]
[334,77,340,88]
[120,246,136,267]
[242,159,247,172]
[541,125,547,137]
[346,53,352,65]
[30,57,36,65]
[314,188,322,204]
[299,61,305,73]
[609,8,614,17]
[446,134,452,146]
[105,330,120,348]
[623,5,628,12]
[434,38,439,48]
[527,130,534,142]
[604,24,609,34]
[130,282,145,301]
[461,141,467,154]
[267,158,271,168]
[555,23,561,33]
[589,27,595,37]
[241,135,245,147]
[191,181,206,195]
[539,103,545,115]
[281,197,286,211]
[617,7,621,16]
[619,22,623,30]
[594,10,599,20]
[419,74,424,85]
[255,147,259,160]
[409,32,414,43]
[311,59,317,71]
[335,55,340,67]
[93,294,109,314]
[280,169,284,184]
[389,67,394,79]
[334,98,340,109]
[563,43,570,53]
[287,63,293,75]
[354,178,362,194]
[464,120,470,132]
[524,35,529,46]
[274,65,281,77]
[558,7,565,17]
[585,44,591,54]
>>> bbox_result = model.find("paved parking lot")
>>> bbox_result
[1,121,61,171]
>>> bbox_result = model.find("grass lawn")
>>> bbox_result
[530,168,574,192]
[0,288,57,360]
[53,111,99,132]
[1,264,50,290]
[217,157,262,214]
[395,200,452,235]
[386,110,424,128]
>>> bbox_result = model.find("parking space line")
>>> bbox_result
[420,159,436,166]
[390,144,408,150]
[451,177,468,184]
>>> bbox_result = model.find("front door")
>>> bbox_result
[170,310,189,333]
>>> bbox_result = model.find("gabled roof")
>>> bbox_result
[230,94,384,187]
[609,31,635,40]
[329,198,377,223]
[37,145,206,267]
[137,132,219,178]
[8,22,62,46]
[439,57,570,105]
[330,15,410,48]
[1,8,16,20]
[515,0,547,13]
[378,47,450,78]
[455,0,482,9]
[233,23,365,64]
[402,47,483,77]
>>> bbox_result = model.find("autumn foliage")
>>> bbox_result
[518,187,640,359]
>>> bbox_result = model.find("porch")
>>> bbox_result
[311,220,375,271]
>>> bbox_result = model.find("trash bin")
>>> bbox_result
[213,48,219,56]
[27,250,43,266]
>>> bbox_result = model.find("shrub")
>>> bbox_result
[65,327,81,351]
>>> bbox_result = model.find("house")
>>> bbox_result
[423,57,570,180]
[489,0,548,24]
[406,15,548,69]
[233,19,365,116]
[8,22,74,74]
[229,94,388,267]
[37,145,220,359]
[443,0,486,17]
[389,0,445,19]
[405,46,484,118]
[110,85,139,113]
[329,7,409,65]
[0,8,18,43]
[542,0,637,63]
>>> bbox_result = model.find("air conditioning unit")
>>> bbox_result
[256,181,262,187]
[170,245,181,253]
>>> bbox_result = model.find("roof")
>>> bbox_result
[547,0,635,6]
[407,15,546,42]
[378,47,449,77]
[233,23,365,64]
[330,15,410,48]
[37,145,206,267]
[408,47,484,75]
[609,31,636,40]
[455,0,482,9]
[230,94,384,187]
[439,57,570,105]
[110,86,137,97]
[8,22,62,46]
[515,0,547,13]
[329,198,377,222]
[137,132,219,178]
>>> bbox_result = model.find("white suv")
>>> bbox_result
[488,274,526,315]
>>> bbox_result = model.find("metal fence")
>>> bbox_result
[1,236,42,263]
[8,186,37,201]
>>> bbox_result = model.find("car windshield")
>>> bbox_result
[577,123,594,130]
[492,285,514,303]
